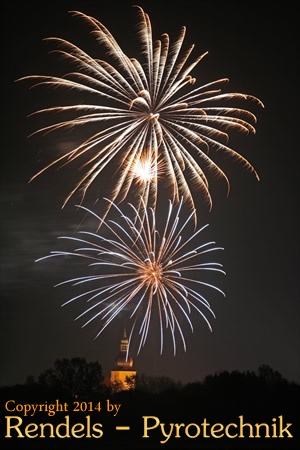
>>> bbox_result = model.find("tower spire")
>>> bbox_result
[110,329,136,391]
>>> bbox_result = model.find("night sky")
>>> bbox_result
[1,1,299,387]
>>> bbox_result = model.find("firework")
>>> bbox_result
[19,7,263,219]
[36,199,225,355]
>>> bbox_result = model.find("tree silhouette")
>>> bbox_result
[136,373,182,394]
[257,363,284,383]
[38,357,103,399]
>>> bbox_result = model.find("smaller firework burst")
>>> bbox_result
[37,198,225,355]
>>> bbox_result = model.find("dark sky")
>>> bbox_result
[1,1,299,387]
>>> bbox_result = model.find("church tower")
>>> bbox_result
[110,329,136,391]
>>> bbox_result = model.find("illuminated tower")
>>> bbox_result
[110,329,136,391]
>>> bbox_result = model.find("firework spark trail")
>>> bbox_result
[19,7,263,221]
[36,198,225,355]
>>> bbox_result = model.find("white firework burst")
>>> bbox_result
[19,7,263,220]
[36,198,225,355]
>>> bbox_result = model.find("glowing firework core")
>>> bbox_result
[142,260,163,289]
[132,156,155,183]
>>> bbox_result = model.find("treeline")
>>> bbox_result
[1,359,299,449]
